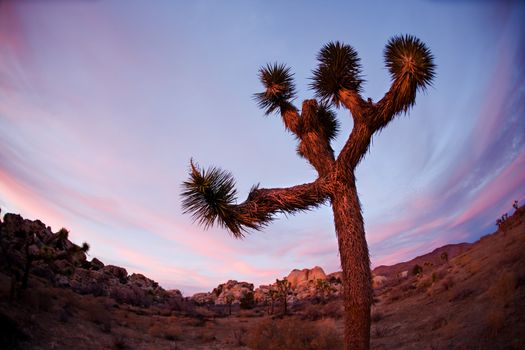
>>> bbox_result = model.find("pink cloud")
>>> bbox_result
[451,151,525,229]
[0,168,66,230]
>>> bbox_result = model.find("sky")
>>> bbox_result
[0,0,524,295]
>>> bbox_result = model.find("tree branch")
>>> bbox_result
[279,102,301,135]
[181,162,329,237]
[296,99,336,175]
[368,76,417,132]
[369,34,435,133]
[335,121,372,173]
[338,89,368,123]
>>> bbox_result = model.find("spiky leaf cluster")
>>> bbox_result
[311,41,363,106]
[181,161,240,233]
[315,103,340,141]
[254,63,296,115]
[81,242,90,253]
[384,35,435,91]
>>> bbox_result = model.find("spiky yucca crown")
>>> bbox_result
[315,103,340,141]
[181,161,258,237]
[254,63,297,115]
[311,41,364,106]
[384,35,435,90]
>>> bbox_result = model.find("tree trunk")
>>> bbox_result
[331,176,372,350]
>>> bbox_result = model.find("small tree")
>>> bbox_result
[225,292,234,316]
[275,278,291,315]
[181,35,435,350]
[412,264,423,276]
[497,213,510,234]
[266,288,277,315]
[315,278,332,303]
[440,251,448,264]
[240,291,255,309]
[513,200,519,211]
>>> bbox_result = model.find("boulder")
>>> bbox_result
[309,266,327,282]
[70,268,107,296]
[214,280,254,305]
[90,258,105,270]
[101,265,128,283]
[192,292,215,305]
[372,275,388,288]
[286,266,327,288]
[129,273,158,291]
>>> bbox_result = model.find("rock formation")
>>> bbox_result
[0,211,182,308]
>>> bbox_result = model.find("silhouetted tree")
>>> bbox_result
[315,278,332,304]
[266,288,277,315]
[412,264,423,276]
[225,293,234,316]
[440,251,449,264]
[275,278,291,315]
[181,35,435,350]
[240,291,255,310]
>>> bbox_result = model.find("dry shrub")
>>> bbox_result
[112,334,129,349]
[388,287,403,303]
[192,306,215,318]
[301,304,322,321]
[417,277,432,291]
[455,254,471,267]
[485,309,505,337]
[467,260,482,276]
[431,317,448,331]
[448,288,473,302]
[320,299,344,319]
[148,322,182,341]
[301,300,343,321]
[231,327,247,347]
[86,298,112,333]
[195,330,216,343]
[186,317,206,327]
[237,309,260,318]
[487,271,517,306]
[23,287,55,312]
[440,276,454,291]
[247,317,343,350]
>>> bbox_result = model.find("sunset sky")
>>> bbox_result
[1,0,524,295]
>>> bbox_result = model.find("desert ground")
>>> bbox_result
[1,205,524,349]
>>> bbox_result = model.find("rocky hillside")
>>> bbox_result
[0,210,182,309]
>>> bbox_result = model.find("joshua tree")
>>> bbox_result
[266,288,277,315]
[440,251,449,264]
[275,278,291,315]
[225,292,234,316]
[315,278,332,304]
[181,35,435,349]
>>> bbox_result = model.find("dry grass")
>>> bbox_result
[22,287,55,312]
[487,271,517,306]
[247,317,343,350]
[387,287,403,303]
[195,329,216,343]
[148,322,182,341]
[83,297,112,333]
[485,309,505,337]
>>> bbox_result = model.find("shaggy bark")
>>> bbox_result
[331,175,371,350]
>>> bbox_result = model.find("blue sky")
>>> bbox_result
[0,0,524,295]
